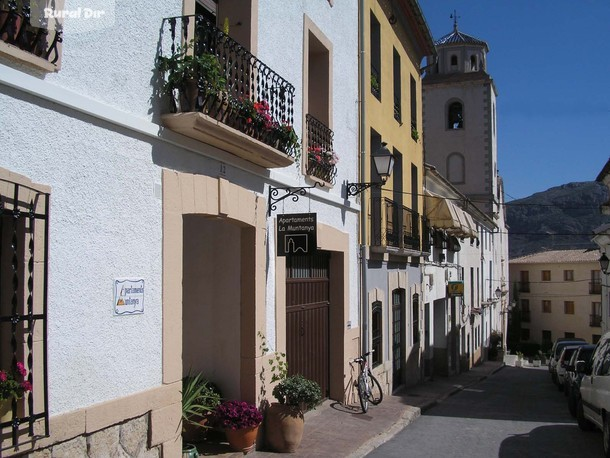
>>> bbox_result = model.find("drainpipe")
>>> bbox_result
[359,0,368,355]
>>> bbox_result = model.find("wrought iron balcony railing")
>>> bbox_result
[590,314,602,327]
[371,197,420,251]
[305,114,337,185]
[590,280,601,294]
[0,1,62,64]
[159,14,298,160]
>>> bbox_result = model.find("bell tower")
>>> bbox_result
[422,17,499,218]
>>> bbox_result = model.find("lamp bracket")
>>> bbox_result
[346,182,380,197]
[267,182,324,217]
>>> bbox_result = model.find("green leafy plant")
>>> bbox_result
[156,40,226,97]
[272,374,321,412]
[181,372,222,427]
[411,127,419,142]
[370,72,380,93]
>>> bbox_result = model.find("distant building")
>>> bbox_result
[509,250,602,349]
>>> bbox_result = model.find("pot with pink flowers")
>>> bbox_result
[213,400,263,454]
[0,361,32,424]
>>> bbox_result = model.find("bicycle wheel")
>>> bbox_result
[367,371,383,405]
[357,374,369,413]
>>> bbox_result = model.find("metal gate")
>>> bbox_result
[286,252,330,397]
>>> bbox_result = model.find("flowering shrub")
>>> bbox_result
[213,400,262,430]
[308,145,339,166]
[0,361,32,402]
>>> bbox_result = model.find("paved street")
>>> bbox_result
[366,366,603,458]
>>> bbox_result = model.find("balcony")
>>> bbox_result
[0,2,62,70]
[590,280,602,294]
[590,314,602,327]
[158,14,297,168]
[305,114,337,185]
[371,197,420,252]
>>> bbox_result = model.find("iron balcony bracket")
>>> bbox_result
[267,182,324,217]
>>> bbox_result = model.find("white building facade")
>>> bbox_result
[0,1,359,455]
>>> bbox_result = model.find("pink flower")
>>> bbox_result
[21,380,32,392]
[16,362,26,377]
[0,370,7,382]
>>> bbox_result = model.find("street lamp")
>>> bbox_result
[347,142,395,196]
[600,253,609,274]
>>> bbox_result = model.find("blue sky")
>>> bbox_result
[419,0,610,201]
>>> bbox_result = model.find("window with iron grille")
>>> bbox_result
[0,171,49,447]
[371,301,382,367]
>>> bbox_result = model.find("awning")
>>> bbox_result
[425,194,477,239]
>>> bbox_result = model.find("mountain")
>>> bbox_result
[506,181,610,259]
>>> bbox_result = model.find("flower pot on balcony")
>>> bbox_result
[1,399,12,424]
[0,9,23,44]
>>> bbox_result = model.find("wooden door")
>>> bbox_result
[286,252,330,397]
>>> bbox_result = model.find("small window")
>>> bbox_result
[412,293,420,344]
[450,54,457,66]
[470,55,477,71]
[448,102,463,129]
[370,13,381,99]
[372,301,382,367]
[393,48,401,123]
[564,270,574,281]
[542,300,552,313]
[564,301,575,315]
[542,330,552,344]
[541,270,551,281]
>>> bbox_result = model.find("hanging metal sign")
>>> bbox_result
[447,281,464,298]
[277,213,317,256]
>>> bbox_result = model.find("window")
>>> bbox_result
[410,75,417,140]
[564,270,574,281]
[372,301,382,367]
[564,332,575,339]
[450,54,457,67]
[521,299,530,322]
[591,302,602,327]
[541,270,551,281]
[0,170,50,445]
[470,55,477,71]
[542,330,552,344]
[0,0,64,71]
[447,152,465,184]
[542,300,552,313]
[591,270,602,294]
[519,270,530,292]
[564,301,575,315]
[393,48,401,123]
[521,328,530,341]
[370,12,381,99]
[412,293,420,344]
[448,101,463,129]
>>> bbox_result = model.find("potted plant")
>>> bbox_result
[213,400,263,453]
[181,372,222,443]
[156,40,226,113]
[265,374,322,453]
[0,360,32,422]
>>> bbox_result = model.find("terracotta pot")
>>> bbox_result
[265,403,305,453]
[182,414,210,443]
[225,425,259,454]
[179,78,200,112]
[0,11,23,44]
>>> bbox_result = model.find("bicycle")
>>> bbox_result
[350,350,383,413]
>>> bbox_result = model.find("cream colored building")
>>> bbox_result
[509,250,603,348]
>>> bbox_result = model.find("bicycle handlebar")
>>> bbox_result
[350,350,374,363]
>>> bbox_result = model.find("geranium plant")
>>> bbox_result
[308,145,339,166]
[213,400,263,430]
[0,361,32,401]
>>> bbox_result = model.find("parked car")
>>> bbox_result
[565,344,595,417]
[549,339,587,385]
[556,345,586,392]
[577,331,610,455]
